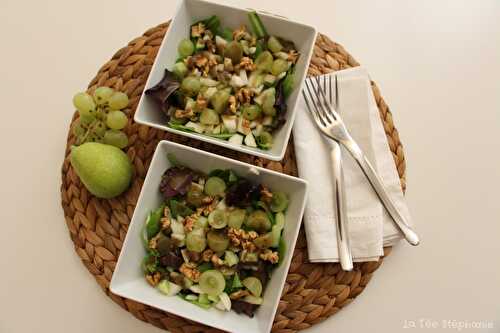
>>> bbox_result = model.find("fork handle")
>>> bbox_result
[342,141,420,246]
[330,143,353,271]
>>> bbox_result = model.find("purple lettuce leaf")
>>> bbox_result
[159,166,195,199]
[145,69,181,114]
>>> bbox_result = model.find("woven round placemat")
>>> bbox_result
[61,21,406,333]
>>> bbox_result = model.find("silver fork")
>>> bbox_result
[302,75,420,246]
[303,74,353,271]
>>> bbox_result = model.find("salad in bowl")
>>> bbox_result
[142,160,289,317]
[145,12,299,150]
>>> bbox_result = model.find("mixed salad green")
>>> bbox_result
[142,157,288,317]
[145,12,299,150]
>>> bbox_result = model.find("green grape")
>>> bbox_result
[271,59,289,76]
[228,209,246,229]
[93,120,107,137]
[79,114,95,126]
[186,229,207,252]
[108,92,129,110]
[106,110,128,130]
[93,86,114,105]
[173,62,188,79]
[95,108,107,121]
[86,132,103,143]
[103,129,128,149]
[178,38,195,57]
[204,176,226,196]
[208,209,227,229]
[245,210,271,232]
[72,121,85,137]
[254,232,273,249]
[199,270,226,297]
[207,230,229,252]
[73,92,96,117]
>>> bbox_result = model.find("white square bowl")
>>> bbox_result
[134,0,317,161]
[110,140,308,333]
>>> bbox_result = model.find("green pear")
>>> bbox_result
[71,142,132,199]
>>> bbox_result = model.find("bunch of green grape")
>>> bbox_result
[72,86,130,149]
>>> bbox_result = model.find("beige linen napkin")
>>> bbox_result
[293,67,412,262]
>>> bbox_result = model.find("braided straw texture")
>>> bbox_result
[61,22,406,333]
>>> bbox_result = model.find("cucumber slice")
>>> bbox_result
[185,294,198,301]
[242,277,263,297]
[270,191,289,212]
[228,209,246,229]
[199,270,226,297]
[204,176,226,196]
[208,209,227,229]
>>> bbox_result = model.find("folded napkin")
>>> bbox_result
[293,67,413,263]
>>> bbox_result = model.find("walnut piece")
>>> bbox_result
[228,228,258,248]
[239,57,256,71]
[228,95,237,113]
[224,57,234,72]
[211,254,225,267]
[236,87,254,105]
[260,249,279,264]
[196,94,208,109]
[242,240,256,252]
[288,50,300,63]
[145,272,161,286]
[260,185,273,203]
[179,262,201,282]
[191,23,205,38]
[230,289,250,300]
[175,108,194,119]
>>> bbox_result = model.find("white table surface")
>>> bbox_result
[1,0,499,332]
